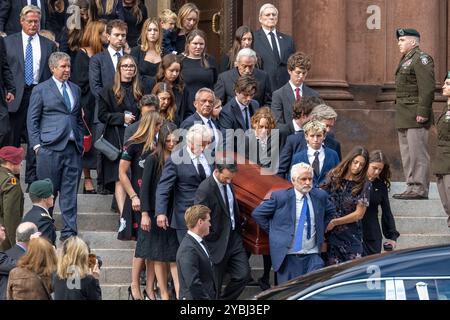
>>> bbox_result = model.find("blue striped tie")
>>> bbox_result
[24,36,33,86]
[62,83,71,111]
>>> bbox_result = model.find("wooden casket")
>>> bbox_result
[232,154,292,255]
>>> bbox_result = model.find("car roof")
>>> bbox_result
[255,244,450,300]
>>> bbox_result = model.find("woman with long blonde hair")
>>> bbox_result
[118,111,163,299]
[53,236,102,300]
[91,0,124,21]
[7,237,57,300]
[175,2,199,53]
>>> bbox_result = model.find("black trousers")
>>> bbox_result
[0,101,9,147]
[8,86,37,183]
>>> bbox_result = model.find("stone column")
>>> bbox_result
[295,0,353,100]
[377,0,443,101]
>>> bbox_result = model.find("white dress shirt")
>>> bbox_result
[27,0,42,7]
[186,146,212,178]
[289,81,304,99]
[107,46,124,70]
[22,31,41,85]
[262,27,281,57]
[197,113,219,148]
[307,145,325,173]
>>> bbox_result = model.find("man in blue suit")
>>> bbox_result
[156,124,214,243]
[290,121,340,187]
[27,52,83,242]
[252,162,335,284]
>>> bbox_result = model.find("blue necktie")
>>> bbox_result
[207,119,215,143]
[293,195,311,251]
[62,83,71,111]
[31,0,38,6]
[243,107,249,130]
[24,36,33,86]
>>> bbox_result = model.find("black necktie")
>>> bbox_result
[207,120,215,143]
[269,31,281,64]
[222,184,230,214]
[31,0,38,6]
[312,151,320,177]
[243,107,249,130]
[197,159,206,180]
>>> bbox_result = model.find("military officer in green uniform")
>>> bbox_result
[393,28,435,200]
[0,146,24,251]
[433,72,450,227]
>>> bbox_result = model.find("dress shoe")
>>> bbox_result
[143,289,156,300]
[128,286,142,300]
[392,190,412,199]
[258,277,271,291]
[398,192,428,200]
[83,186,97,194]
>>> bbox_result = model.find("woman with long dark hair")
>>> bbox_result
[322,146,371,265]
[151,82,178,126]
[362,150,399,255]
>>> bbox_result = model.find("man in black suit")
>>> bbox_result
[214,48,272,107]
[0,36,15,147]
[4,5,56,186]
[176,204,216,300]
[156,124,214,243]
[253,3,295,91]
[22,179,56,246]
[271,52,319,126]
[0,221,38,300]
[0,1,47,35]
[195,160,250,300]
[218,75,260,152]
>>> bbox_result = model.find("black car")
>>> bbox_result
[254,244,450,300]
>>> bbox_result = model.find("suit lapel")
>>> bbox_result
[48,79,68,111]
[38,36,48,81]
[67,82,78,112]
[188,234,210,260]
[277,32,286,61]
[18,33,25,73]
[257,29,273,54]
[284,84,295,121]
[309,190,321,230]
[231,100,246,130]
[211,177,230,217]
[287,188,297,225]
[106,51,115,73]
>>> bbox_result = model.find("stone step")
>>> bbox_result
[396,234,450,249]
[78,231,136,250]
[52,212,119,232]
[394,216,450,234]
[390,199,446,217]
[23,194,114,214]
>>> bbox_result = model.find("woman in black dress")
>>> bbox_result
[179,29,218,118]
[71,20,108,194]
[118,111,163,300]
[139,123,180,300]
[130,17,161,86]
[122,0,147,48]
[151,82,178,126]
[98,54,142,213]
[174,2,199,54]
[362,150,399,255]
[90,0,124,21]
[322,146,371,265]
[156,53,189,121]
[46,0,68,42]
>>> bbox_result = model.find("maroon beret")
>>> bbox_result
[0,146,24,165]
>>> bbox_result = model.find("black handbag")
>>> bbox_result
[94,121,122,161]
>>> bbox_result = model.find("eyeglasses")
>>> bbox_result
[121,64,136,69]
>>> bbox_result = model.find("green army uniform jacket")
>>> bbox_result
[395,46,435,129]
[433,103,450,175]
[0,166,24,251]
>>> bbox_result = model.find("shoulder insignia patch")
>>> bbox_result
[421,56,430,65]
[10,177,17,185]
[402,59,412,68]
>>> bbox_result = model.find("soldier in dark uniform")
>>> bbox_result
[22,179,56,246]
[433,72,450,228]
[393,28,435,200]
[0,146,24,251]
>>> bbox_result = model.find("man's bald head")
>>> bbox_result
[16,222,38,243]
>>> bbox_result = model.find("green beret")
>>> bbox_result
[446,71,450,80]
[29,179,54,198]
[396,28,420,39]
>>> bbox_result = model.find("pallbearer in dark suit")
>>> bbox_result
[176,205,216,300]
[22,179,57,246]
[27,52,83,242]
[195,159,250,300]
[253,3,295,92]
[252,163,335,284]
[4,5,56,185]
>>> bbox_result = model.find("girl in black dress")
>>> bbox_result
[131,17,161,82]
[156,53,189,121]
[322,146,371,265]
[118,111,163,300]
[174,2,199,54]
[151,82,178,126]
[179,29,218,117]
[90,0,124,21]
[71,20,108,194]
[362,150,399,255]
[122,0,147,48]
[97,55,142,214]
[139,123,180,300]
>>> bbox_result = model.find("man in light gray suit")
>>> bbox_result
[27,52,83,242]
[271,52,319,127]
[4,5,56,186]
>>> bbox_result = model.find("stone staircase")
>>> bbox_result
[21,179,449,300]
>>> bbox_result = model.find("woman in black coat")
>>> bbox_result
[98,54,142,212]
[362,150,400,255]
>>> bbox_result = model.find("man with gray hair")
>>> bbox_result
[253,3,295,91]
[214,48,272,107]
[4,5,56,187]
[253,162,335,283]
[156,123,214,243]
[393,28,435,200]
[27,51,83,242]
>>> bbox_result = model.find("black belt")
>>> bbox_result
[289,253,310,257]
[24,84,36,89]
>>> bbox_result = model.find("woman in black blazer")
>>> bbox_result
[98,54,142,212]
[362,150,400,255]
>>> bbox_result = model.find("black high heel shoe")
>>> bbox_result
[128,286,142,300]
[143,289,156,300]
[83,178,97,194]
